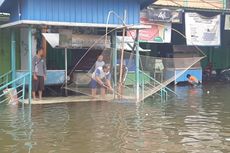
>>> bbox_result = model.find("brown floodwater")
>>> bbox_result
[0,82,230,153]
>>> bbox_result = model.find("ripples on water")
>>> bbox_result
[0,83,230,153]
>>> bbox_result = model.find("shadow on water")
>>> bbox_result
[0,82,230,153]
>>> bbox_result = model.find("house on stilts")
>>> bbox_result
[0,0,191,104]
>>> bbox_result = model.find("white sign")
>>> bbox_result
[185,13,221,46]
[225,15,230,30]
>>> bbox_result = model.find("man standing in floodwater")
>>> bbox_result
[90,64,113,97]
[32,48,47,100]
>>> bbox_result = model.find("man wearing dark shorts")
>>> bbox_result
[32,48,46,100]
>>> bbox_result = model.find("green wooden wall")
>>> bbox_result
[47,44,72,70]
[201,46,230,70]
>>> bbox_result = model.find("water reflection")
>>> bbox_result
[0,83,229,153]
[0,104,33,153]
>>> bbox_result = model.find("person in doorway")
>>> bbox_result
[186,74,200,86]
[90,64,113,97]
[95,55,105,70]
[204,62,213,79]
[32,48,47,100]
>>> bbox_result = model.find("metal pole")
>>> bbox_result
[135,29,140,101]
[65,48,68,96]
[141,72,144,100]
[22,77,25,103]
[11,29,16,87]
[223,0,226,9]
[28,27,32,104]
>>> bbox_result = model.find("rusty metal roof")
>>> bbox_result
[151,0,227,11]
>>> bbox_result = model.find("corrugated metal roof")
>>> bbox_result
[0,0,146,25]
[0,0,155,11]
[152,0,226,10]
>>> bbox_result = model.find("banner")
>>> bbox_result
[127,11,172,43]
[225,15,230,30]
[59,29,72,48]
[185,13,221,46]
[147,9,183,23]
[0,13,10,22]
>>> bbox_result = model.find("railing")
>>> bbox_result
[118,70,177,102]
[139,70,177,101]
[0,70,12,87]
[0,72,29,104]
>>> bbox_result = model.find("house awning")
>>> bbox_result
[42,33,110,49]
[42,33,150,52]
[42,33,59,48]
[0,20,151,29]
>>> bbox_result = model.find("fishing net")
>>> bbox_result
[64,31,204,102]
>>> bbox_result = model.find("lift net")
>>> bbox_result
[65,36,204,102]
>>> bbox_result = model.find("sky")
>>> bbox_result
[0,0,3,5]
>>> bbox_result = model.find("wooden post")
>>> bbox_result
[118,10,127,98]
[42,28,47,57]
[112,30,118,98]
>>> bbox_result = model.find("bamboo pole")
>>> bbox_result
[118,10,127,98]
[135,29,140,101]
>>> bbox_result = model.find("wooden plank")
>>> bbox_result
[23,95,114,105]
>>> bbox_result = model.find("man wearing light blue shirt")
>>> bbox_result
[90,64,113,97]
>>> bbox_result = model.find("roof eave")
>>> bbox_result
[151,4,230,13]
[0,20,152,29]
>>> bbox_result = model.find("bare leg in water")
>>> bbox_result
[38,91,42,100]
[32,92,37,100]
[92,89,97,97]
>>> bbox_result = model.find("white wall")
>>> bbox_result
[20,28,37,70]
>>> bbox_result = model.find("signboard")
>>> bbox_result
[128,12,171,43]
[59,29,72,48]
[72,34,110,49]
[44,33,110,49]
[146,9,183,23]
[185,13,221,46]
[225,14,230,30]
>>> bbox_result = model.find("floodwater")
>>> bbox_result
[0,83,230,153]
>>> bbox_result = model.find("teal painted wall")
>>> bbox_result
[0,29,11,76]
[0,28,20,76]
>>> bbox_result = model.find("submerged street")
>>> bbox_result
[0,83,229,153]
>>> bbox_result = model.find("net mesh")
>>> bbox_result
[65,34,204,102]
